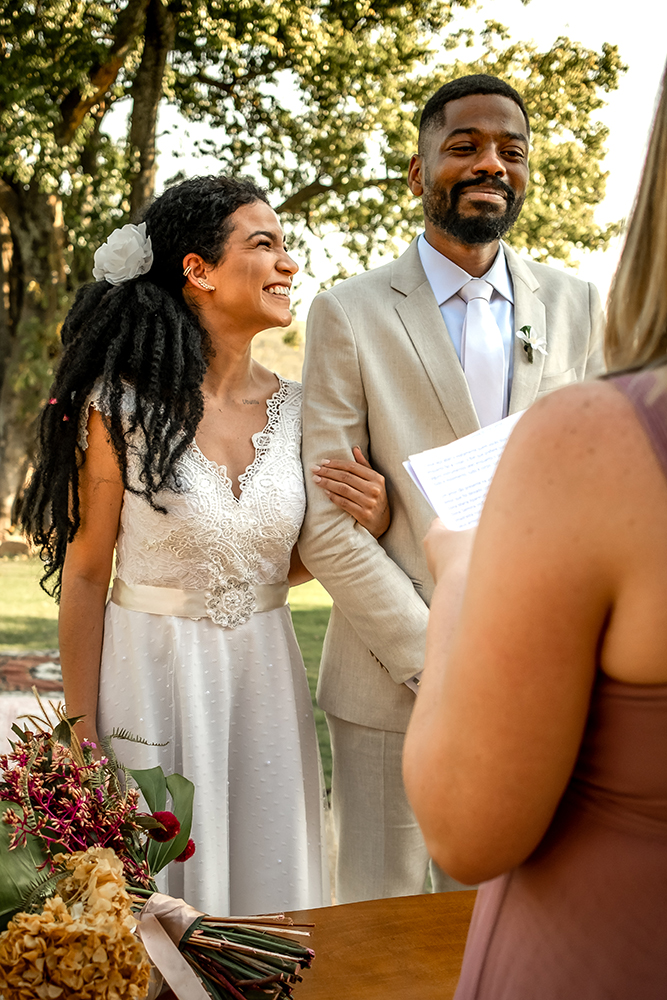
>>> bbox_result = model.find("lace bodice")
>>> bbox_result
[81,378,305,628]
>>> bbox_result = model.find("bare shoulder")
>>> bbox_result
[509,379,638,463]
[483,379,657,533]
[81,408,124,483]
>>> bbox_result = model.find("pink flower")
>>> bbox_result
[149,811,180,842]
[49,398,57,405]
[174,838,196,863]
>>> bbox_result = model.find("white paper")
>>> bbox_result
[404,411,524,530]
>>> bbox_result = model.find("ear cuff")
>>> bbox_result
[183,265,215,291]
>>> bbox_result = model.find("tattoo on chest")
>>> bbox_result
[242,399,260,405]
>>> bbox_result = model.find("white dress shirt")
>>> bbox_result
[417,234,515,416]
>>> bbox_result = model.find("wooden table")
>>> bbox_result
[161,890,476,1000]
[286,890,477,999]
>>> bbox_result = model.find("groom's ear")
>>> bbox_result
[408,154,424,197]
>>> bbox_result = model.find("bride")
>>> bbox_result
[21,175,389,915]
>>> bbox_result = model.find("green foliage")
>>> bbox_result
[129,766,195,872]
[289,580,333,791]
[0,1,626,519]
[0,1,624,281]
[0,0,133,253]
[282,324,302,349]
[432,25,628,262]
[0,801,49,931]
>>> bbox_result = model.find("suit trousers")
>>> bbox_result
[327,714,471,903]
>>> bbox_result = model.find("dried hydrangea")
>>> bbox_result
[0,847,151,1000]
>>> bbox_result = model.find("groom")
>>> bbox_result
[298,74,605,903]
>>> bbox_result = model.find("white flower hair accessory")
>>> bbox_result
[516,324,548,364]
[92,222,153,285]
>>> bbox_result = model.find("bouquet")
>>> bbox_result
[0,847,152,999]
[0,694,314,1000]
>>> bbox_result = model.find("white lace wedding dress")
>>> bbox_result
[83,377,329,915]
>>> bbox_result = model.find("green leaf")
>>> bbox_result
[18,863,69,915]
[158,772,195,870]
[128,767,194,873]
[134,814,168,831]
[137,771,195,875]
[0,801,49,931]
[128,766,167,814]
[52,719,72,747]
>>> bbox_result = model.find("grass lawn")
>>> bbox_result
[0,558,333,788]
[289,579,333,790]
[0,558,59,650]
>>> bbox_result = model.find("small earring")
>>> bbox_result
[196,277,216,291]
[183,265,192,278]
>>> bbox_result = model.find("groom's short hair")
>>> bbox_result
[418,74,530,151]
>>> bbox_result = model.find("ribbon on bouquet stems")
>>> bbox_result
[135,891,315,1000]
[137,893,210,1000]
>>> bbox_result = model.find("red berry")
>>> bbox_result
[149,811,181,842]
[174,838,196,862]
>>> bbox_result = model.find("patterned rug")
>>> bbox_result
[0,651,62,750]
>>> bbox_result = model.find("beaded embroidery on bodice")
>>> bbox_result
[81,378,304,628]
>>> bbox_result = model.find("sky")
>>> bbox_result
[146,0,667,318]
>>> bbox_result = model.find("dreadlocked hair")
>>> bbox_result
[21,174,269,598]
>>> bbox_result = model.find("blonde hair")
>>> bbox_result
[606,64,667,371]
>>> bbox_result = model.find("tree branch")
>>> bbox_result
[195,73,234,95]
[57,0,151,145]
[275,181,335,213]
[275,177,398,214]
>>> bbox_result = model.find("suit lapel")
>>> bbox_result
[392,241,480,438]
[505,243,547,414]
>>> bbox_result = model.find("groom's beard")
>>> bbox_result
[422,173,525,245]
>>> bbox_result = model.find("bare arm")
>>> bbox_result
[403,383,645,884]
[288,545,312,587]
[59,409,123,746]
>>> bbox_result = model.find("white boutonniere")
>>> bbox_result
[516,325,548,364]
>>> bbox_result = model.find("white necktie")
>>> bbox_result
[459,278,505,427]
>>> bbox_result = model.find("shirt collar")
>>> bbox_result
[417,234,514,306]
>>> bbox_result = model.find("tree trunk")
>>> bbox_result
[0,179,66,535]
[0,0,156,534]
[128,0,175,220]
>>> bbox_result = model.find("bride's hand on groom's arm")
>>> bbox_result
[311,446,390,539]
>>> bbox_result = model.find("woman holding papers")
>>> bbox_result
[404,66,667,999]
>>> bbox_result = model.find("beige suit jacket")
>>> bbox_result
[298,239,605,733]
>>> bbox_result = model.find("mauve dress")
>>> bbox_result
[455,369,667,1000]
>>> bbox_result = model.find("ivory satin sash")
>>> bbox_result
[110,577,289,619]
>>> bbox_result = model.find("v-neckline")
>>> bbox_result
[191,377,286,502]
